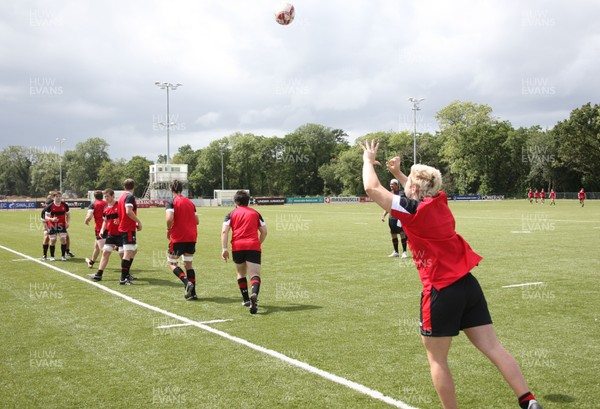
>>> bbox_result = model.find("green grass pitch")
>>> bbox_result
[0,200,599,408]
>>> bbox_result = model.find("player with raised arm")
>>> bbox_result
[88,189,123,281]
[117,179,142,285]
[44,192,70,261]
[360,140,542,409]
[165,180,199,300]
[84,190,107,269]
[221,190,267,314]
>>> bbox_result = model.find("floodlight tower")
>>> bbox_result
[55,138,66,193]
[154,81,182,165]
[408,97,425,164]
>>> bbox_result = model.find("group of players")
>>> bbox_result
[41,178,266,314]
[527,187,586,206]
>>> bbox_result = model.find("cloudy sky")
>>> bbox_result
[1,0,598,160]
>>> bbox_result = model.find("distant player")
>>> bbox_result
[527,188,533,204]
[381,179,408,258]
[40,195,53,260]
[221,190,267,314]
[578,188,585,207]
[44,192,70,261]
[540,188,545,204]
[88,189,123,281]
[165,180,199,300]
[117,179,142,285]
[534,189,539,204]
[84,190,107,269]
[549,189,556,205]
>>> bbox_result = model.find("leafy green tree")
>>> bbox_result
[63,137,110,195]
[189,138,228,197]
[29,152,60,197]
[0,146,32,196]
[97,159,126,191]
[123,156,153,197]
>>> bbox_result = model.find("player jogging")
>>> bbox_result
[527,188,533,204]
[578,188,585,207]
[84,190,107,269]
[360,140,543,409]
[165,180,199,300]
[117,179,142,285]
[534,189,539,204]
[381,178,408,258]
[44,192,70,261]
[221,190,267,315]
[40,195,53,260]
[88,189,123,281]
[540,188,545,204]
[549,189,556,205]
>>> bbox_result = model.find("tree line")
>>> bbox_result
[1,101,598,198]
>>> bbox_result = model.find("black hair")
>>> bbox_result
[233,190,250,206]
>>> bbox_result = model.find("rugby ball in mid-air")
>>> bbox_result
[275,2,295,25]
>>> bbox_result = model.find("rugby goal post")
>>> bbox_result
[214,189,249,206]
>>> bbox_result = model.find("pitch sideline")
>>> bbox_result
[1,244,419,409]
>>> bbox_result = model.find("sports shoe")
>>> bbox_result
[41,256,47,261]
[527,400,543,409]
[87,273,102,281]
[388,251,400,258]
[184,281,195,300]
[242,300,251,307]
[85,258,94,268]
[126,274,137,281]
[249,294,258,315]
[401,252,409,258]
[119,278,133,285]
[49,257,56,261]
[61,256,67,261]
[67,251,75,258]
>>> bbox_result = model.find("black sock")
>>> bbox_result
[121,259,132,281]
[61,244,66,257]
[186,269,196,284]
[238,277,249,302]
[129,258,134,268]
[96,269,103,277]
[43,244,49,257]
[518,392,535,409]
[392,238,399,252]
[172,266,188,284]
[49,245,55,257]
[250,276,261,298]
[401,238,407,252]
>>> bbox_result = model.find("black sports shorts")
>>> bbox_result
[420,273,492,337]
[168,242,196,256]
[232,250,261,265]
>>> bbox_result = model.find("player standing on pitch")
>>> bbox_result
[380,178,408,258]
[117,179,142,285]
[88,189,123,281]
[165,180,199,300]
[578,188,585,207]
[84,190,107,269]
[221,190,267,314]
[360,140,542,409]
[44,191,70,261]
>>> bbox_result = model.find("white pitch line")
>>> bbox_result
[12,258,31,261]
[157,319,233,329]
[502,282,544,288]
[1,244,418,409]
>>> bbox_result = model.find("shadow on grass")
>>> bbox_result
[543,394,575,403]
[259,304,322,315]
[128,277,181,288]
[200,296,245,305]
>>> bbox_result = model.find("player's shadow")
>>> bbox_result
[201,296,246,305]
[543,394,575,404]
[259,304,322,315]
[134,277,182,288]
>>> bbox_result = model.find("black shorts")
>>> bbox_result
[168,242,196,256]
[232,250,261,265]
[420,273,492,337]
[48,225,67,235]
[96,230,108,240]
[120,231,137,245]
[388,217,404,235]
[105,234,122,248]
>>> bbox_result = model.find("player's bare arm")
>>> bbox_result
[259,225,267,244]
[221,224,230,262]
[360,140,393,213]
[386,156,408,187]
[126,206,142,231]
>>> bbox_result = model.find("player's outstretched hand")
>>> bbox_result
[359,140,382,166]
[386,156,401,175]
[221,249,229,263]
